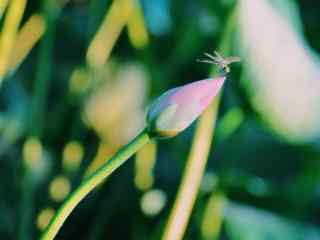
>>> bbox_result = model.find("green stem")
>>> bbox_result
[39,128,151,240]
[18,174,35,240]
[29,1,58,137]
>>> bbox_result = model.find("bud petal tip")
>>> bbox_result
[147,77,225,138]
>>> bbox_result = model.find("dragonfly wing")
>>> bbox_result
[214,51,224,60]
[226,56,241,63]
[203,53,217,61]
[197,59,217,64]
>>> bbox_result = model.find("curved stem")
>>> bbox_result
[39,129,151,240]
[162,6,238,240]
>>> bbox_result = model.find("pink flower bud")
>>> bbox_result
[147,77,225,138]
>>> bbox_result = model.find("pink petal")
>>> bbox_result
[147,76,225,137]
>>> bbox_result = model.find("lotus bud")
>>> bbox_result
[147,77,225,138]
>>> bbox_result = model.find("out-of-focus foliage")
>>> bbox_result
[225,202,320,240]
[0,0,320,239]
[237,0,320,143]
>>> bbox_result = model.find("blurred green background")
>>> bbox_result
[1,0,320,239]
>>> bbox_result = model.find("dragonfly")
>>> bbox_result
[197,51,241,73]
